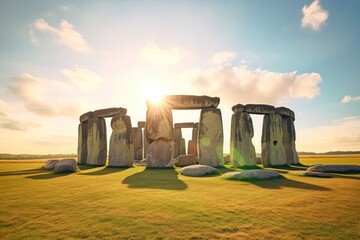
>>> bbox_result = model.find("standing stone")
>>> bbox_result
[109,115,134,167]
[145,103,173,141]
[77,122,88,164]
[173,128,182,158]
[192,123,199,156]
[230,112,256,167]
[261,114,286,167]
[188,140,196,155]
[180,138,186,155]
[87,118,107,166]
[198,108,224,167]
[282,117,299,164]
[146,139,174,168]
[144,129,150,159]
[138,121,146,128]
[132,127,143,160]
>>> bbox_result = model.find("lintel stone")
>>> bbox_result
[174,122,195,128]
[276,107,295,120]
[231,104,245,113]
[138,121,146,128]
[245,104,275,115]
[79,111,94,122]
[93,107,127,118]
[147,95,220,109]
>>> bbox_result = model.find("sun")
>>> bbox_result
[145,81,166,104]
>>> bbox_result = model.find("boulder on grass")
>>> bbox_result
[307,164,360,173]
[44,159,60,170]
[174,155,199,167]
[288,171,332,178]
[179,165,219,176]
[53,159,77,174]
[223,170,280,180]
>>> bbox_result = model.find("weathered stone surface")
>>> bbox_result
[109,115,134,167]
[144,131,150,159]
[138,121,146,128]
[232,104,245,113]
[53,159,77,173]
[223,170,280,180]
[93,107,127,118]
[179,165,219,176]
[174,122,195,128]
[132,127,143,160]
[288,171,332,178]
[44,159,60,170]
[180,138,186,155]
[173,128,182,158]
[223,154,230,164]
[147,95,220,109]
[87,117,107,166]
[146,139,174,168]
[145,103,173,141]
[79,111,93,122]
[187,140,196,155]
[276,107,295,120]
[244,104,275,115]
[198,108,224,167]
[174,155,199,167]
[261,114,286,167]
[230,112,256,167]
[137,159,147,166]
[191,123,199,156]
[307,164,360,173]
[77,122,88,164]
[282,117,299,165]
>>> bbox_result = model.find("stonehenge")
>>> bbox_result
[77,97,299,169]
[77,107,134,166]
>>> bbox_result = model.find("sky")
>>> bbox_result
[0,0,359,154]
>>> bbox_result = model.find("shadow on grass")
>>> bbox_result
[331,174,360,180]
[122,168,187,190]
[78,166,131,175]
[26,172,73,179]
[0,168,49,176]
[246,176,331,191]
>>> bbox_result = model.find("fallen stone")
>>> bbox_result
[244,104,275,115]
[198,108,224,167]
[145,103,173,141]
[53,159,77,173]
[146,139,174,168]
[179,165,219,176]
[231,103,245,113]
[174,122,195,128]
[93,107,127,118]
[223,170,281,180]
[44,159,60,170]
[147,95,220,109]
[307,164,360,173]
[109,115,134,167]
[261,114,286,167]
[77,122,88,164]
[230,112,256,167]
[288,171,332,178]
[79,111,94,122]
[276,107,295,120]
[87,117,107,166]
[174,154,199,167]
[138,121,146,128]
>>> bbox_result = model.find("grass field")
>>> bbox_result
[0,155,359,240]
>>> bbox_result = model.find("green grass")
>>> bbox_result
[0,155,359,239]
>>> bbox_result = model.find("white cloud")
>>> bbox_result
[341,95,360,104]
[8,73,84,118]
[141,43,182,66]
[61,67,103,91]
[33,18,91,53]
[302,0,329,31]
[297,117,360,152]
[211,51,237,65]
[184,65,322,105]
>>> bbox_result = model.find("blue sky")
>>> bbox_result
[0,0,359,154]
